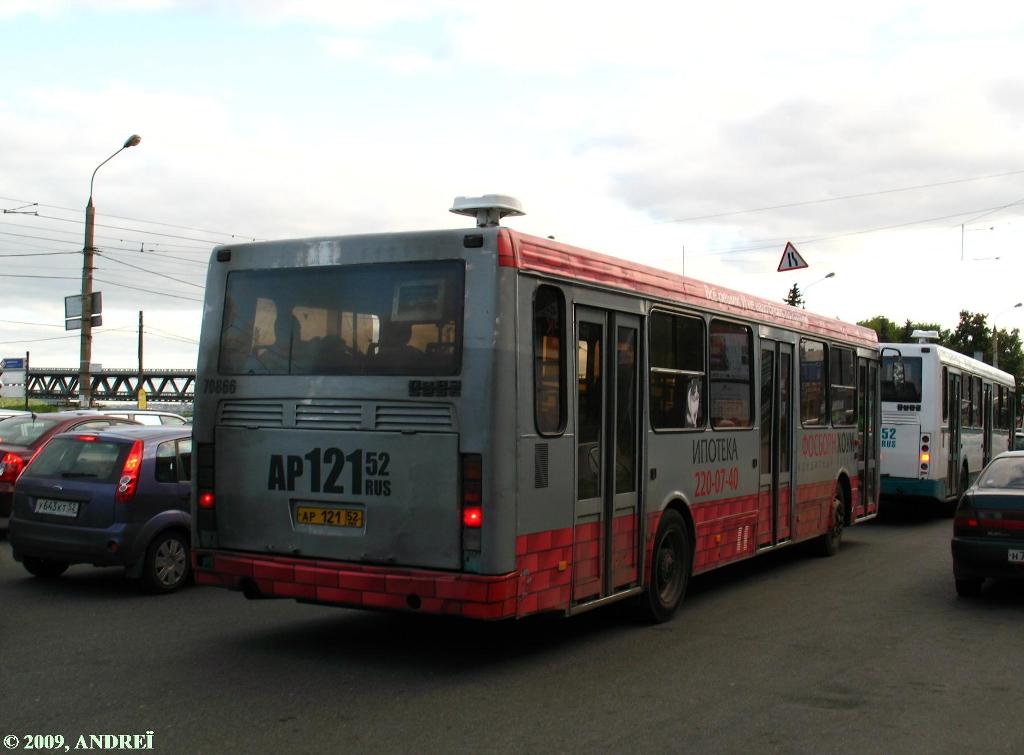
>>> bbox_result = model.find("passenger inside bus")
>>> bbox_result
[376,321,421,366]
[248,313,304,373]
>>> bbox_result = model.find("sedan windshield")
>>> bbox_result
[977,457,1024,489]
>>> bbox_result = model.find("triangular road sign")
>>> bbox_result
[777,241,808,272]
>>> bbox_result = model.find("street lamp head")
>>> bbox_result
[123,134,142,148]
[825,272,835,279]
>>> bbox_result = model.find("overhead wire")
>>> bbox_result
[654,168,1024,225]
[0,195,258,242]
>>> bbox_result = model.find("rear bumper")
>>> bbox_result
[951,536,1024,580]
[193,549,521,620]
[9,517,142,567]
[880,477,946,501]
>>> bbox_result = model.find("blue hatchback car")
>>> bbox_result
[9,425,193,592]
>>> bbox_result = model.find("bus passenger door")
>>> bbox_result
[983,383,993,464]
[573,307,641,604]
[758,340,793,547]
[947,372,962,496]
[857,357,879,515]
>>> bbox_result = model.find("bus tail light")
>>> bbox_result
[115,440,144,503]
[196,443,217,533]
[461,454,483,571]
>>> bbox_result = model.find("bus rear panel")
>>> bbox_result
[192,229,523,619]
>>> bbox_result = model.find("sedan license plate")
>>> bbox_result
[34,498,79,518]
[295,505,363,529]
[1009,549,1024,564]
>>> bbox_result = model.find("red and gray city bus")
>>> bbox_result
[192,195,880,622]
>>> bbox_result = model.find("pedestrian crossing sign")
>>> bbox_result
[777,241,808,272]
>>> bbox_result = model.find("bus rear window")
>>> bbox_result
[881,355,922,403]
[218,261,464,376]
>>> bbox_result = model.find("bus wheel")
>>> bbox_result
[814,494,844,557]
[641,509,691,623]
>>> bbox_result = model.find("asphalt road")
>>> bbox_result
[1,512,1022,755]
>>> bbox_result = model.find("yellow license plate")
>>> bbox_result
[295,505,364,528]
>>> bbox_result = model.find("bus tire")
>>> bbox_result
[814,493,844,557]
[641,509,691,623]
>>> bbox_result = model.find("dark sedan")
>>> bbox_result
[951,451,1024,596]
[8,425,193,592]
[0,411,140,528]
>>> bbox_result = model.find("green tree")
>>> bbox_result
[945,310,992,361]
[857,317,947,344]
[784,283,804,308]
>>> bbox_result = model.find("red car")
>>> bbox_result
[0,411,140,528]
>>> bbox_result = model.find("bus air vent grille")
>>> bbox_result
[296,401,363,429]
[881,411,920,425]
[534,443,549,488]
[218,401,284,428]
[374,403,453,431]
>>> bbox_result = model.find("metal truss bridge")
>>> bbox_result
[26,367,196,403]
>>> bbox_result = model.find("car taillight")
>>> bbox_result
[76,434,98,442]
[116,440,144,503]
[0,452,26,483]
[954,497,981,536]
[198,491,215,509]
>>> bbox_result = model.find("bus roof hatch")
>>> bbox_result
[450,194,524,227]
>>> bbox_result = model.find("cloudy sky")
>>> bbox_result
[2,0,1024,373]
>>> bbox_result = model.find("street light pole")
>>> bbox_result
[992,302,1021,370]
[800,271,835,309]
[78,134,141,408]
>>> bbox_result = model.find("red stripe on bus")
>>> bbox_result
[196,475,872,619]
[193,551,520,621]
[499,229,877,347]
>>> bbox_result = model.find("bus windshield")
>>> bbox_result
[218,260,464,376]
[881,355,923,403]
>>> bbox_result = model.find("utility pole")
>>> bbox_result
[137,310,144,408]
[78,135,141,408]
[79,196,96,407]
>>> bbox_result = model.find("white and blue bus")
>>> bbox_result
[879,333,1015,509]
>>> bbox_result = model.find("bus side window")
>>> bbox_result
[800,339,828,426]
[829,346,856,426]
[533,286,566,435]
[709,320,753,429]
[649,310,705,431]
